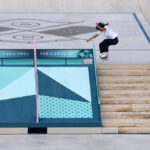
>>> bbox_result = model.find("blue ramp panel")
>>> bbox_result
[37,65,101,127]
[0,67,37,126]
[0,65,101,127]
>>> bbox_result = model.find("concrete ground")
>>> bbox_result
[0,134,150,150]
[0,12,149,64]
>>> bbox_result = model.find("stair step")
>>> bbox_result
[47,127,119,134]
[98,70,150,76]
[116,112,150,119]
[97,65,150,70]
[103,119,150,127]
[101,98,115,104]
[99,84,150,90]
[0,127,118,134]
[100,90,150,98]
[134,119,150,127]
[118,127,150,133]
[98,76,150,84]
[132,104,150,112]
[102,112,150,119]
[101,112,116,119]
[102,119,134,127]
[101,104,132,112]
[6,127,150,134]
[101,104,150,112]
[101,98,149,104]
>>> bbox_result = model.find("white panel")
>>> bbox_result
[0,69,36,100]
[38,67,91,102]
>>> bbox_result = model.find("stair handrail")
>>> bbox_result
[92,40,100,104]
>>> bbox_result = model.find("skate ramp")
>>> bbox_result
[0,49,101,127]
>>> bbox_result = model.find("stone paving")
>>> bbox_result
[0,134,150,150]
[0,13,149,64]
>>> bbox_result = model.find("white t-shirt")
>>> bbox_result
[97,26,118,39]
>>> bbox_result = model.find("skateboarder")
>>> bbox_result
[86,22,119,58]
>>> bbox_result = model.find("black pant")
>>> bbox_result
[99,37,119,53]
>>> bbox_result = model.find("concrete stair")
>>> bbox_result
[99,65,150,133]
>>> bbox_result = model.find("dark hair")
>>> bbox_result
[96,22,109,30]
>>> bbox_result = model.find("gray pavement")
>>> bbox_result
[0,13,149,64]
[0,134,150,150]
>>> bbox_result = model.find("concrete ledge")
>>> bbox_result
[0,127,119,134]
[116,112,150,119]
[101,97,149,104]
[0,0,140,12]
[101,98,115,104]
[98,70,150,76]
[101,127,118,133]
[115,98,148,104]
[101,104,132,112]
[102,112,150,119]
[100,90,150,98]
[48,127,118,134]
[48,128,102,134]
[139,0,150,25]
[101,104,150,112]
[97,65,150,70]
[99,77,147,84]
[99,84,147,90]
[103,119,135,127]
[132,104,150,112]
[0,127,150,134]
[102,112,116,119]
[0,128,27,134]
[119,127,150,133]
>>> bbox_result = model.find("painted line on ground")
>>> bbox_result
[133,13,150,43]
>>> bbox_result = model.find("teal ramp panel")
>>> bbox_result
[3,59,66,65]
[0,59,2,65]
[0,65,101,127]
[0,67,36,126]
[39,96,93,119]
[37,65,101,127]
[66,59,84,64]
[38,66,91,102]
[0,67,33,90]
[3,59,34,65]
[37,59,65,65]
[0,68,36,100]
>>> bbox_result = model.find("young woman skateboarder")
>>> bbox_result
[86,22,119,59]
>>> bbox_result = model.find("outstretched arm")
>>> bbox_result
[86,34,99,43]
